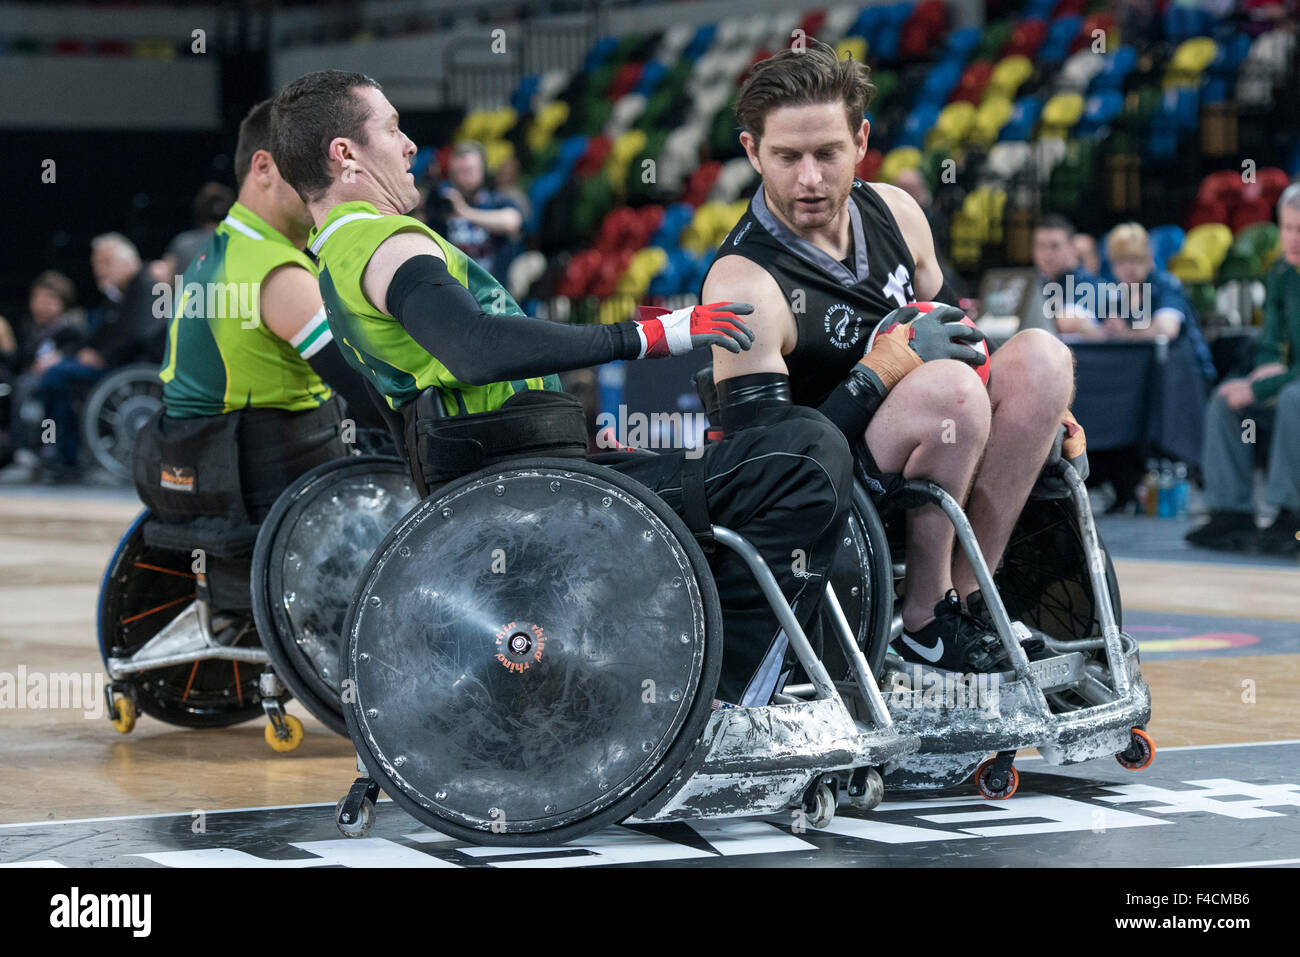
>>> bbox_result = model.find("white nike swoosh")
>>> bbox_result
[899,633,945,663]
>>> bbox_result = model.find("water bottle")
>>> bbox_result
[1157,460,1175,518]
[1173,462,1190,518]
[1143,459,1161,516]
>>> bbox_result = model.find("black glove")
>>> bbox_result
[895,304,987,366]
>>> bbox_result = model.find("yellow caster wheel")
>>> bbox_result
[265,714,305,753]
[111,697,137,734]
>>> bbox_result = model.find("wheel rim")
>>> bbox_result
[344,458,722,843]
[253,455,418,734]
[99,514,262,725]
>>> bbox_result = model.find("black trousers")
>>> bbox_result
[601,405,853,705]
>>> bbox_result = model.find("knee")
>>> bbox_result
[1278,380,1300,415]
[994,328,1074,408]
[918,359,992,435]
[755,406,854,512]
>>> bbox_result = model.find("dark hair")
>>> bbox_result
[30,270,76,310]
[270,70,383,201]
[233,100,275,190]
[734,38,875,145]
[1036,214,1076,236]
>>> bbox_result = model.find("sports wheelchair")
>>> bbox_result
[83,363,164,480]
[332,455,920,844]
[97,405,384,750]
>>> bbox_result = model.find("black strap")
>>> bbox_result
[679,454,714,552]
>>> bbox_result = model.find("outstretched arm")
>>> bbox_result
[363,231,753,386]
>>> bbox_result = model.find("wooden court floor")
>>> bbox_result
[1,491,1297,826]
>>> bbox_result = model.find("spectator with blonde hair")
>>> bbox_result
[1060,222,1216,380]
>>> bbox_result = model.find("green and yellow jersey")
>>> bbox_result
[160,202,333,417]
[307,200,559,414]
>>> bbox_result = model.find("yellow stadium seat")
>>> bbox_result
[987,55,1033,99]
[927,102,977,151]
[1040,92,1084,137]
[837,36,868,62]
[970,94,1014,147]
[527,101,569,153]
[485,140,514,173]
[1183,223,1234,270]
[1172,37,1217,76]
[881,146,924,185]
[1166,249,1214,284]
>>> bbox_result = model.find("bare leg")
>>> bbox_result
[951,329,1074,600]
[864,360,991,632]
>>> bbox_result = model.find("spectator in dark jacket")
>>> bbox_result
[33,234,156,478]
[426,141,525,283]
[1,271,83,470]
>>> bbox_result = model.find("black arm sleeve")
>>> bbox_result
[816,365,889,440]
[306,338,388,432]
[387,255,643,385]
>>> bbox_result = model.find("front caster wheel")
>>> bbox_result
[336,795,374,838]
[848,767,884,811]
[976,757,1019,800]
[111,697,137,734]
[1116,727,1155,770]
[265,714,305,753]
[803,780,837,828]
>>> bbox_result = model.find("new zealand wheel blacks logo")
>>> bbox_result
[824,303,864,350]
[495,620,547,673]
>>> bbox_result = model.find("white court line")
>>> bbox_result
[1,739,1297,831]
[1184,858,1300,868]
[1017,739,1300,762]
[0,798,391,830]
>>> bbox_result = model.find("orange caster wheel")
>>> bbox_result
[1116,728,1155,770]
[976,757,1019,800]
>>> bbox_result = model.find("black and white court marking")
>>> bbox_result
[3,741,1299,868]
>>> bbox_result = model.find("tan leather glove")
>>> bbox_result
[859,320,924,391]
[1062,409,1086,460]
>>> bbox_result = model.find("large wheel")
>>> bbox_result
[251,455,419,736]
[343,458,723,846]
[98,511,263,727]
[995,496,1123,642]
[83,364,163,480]
[820,482,895,684]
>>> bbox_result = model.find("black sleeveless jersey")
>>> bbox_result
[703,179,918,408]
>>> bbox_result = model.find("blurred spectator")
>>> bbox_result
[1187,184,1300,553]
[894,167,964,298]
[160,182,236,278]
[29,234,157,480]
[426,141,525,283]
[1023,215,1100,332]
[1092,224,1217,381]
[1073,232,1102,276]
[1,271,83,470]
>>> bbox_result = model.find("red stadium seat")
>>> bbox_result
[683,161,723,208]
[799,10,828,40]
[575,136,612,177]
[610,62,645,100]
[951,60,995,104]
[857,148,885,181]
[1004,19,1047,59]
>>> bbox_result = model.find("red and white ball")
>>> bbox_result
[865,301,990,386]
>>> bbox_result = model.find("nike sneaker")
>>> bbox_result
[965,589,1051,660]
[894,589,1010,673]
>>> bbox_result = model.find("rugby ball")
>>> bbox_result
[866,301,990,386]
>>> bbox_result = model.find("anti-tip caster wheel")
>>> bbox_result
[110,697,137,734]
[976,757,1019,800]
[335,794,374,838]
[265,714,305,753]
[1116,728,1155,771]
[848,767,884,811]
[804,780,837,829]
